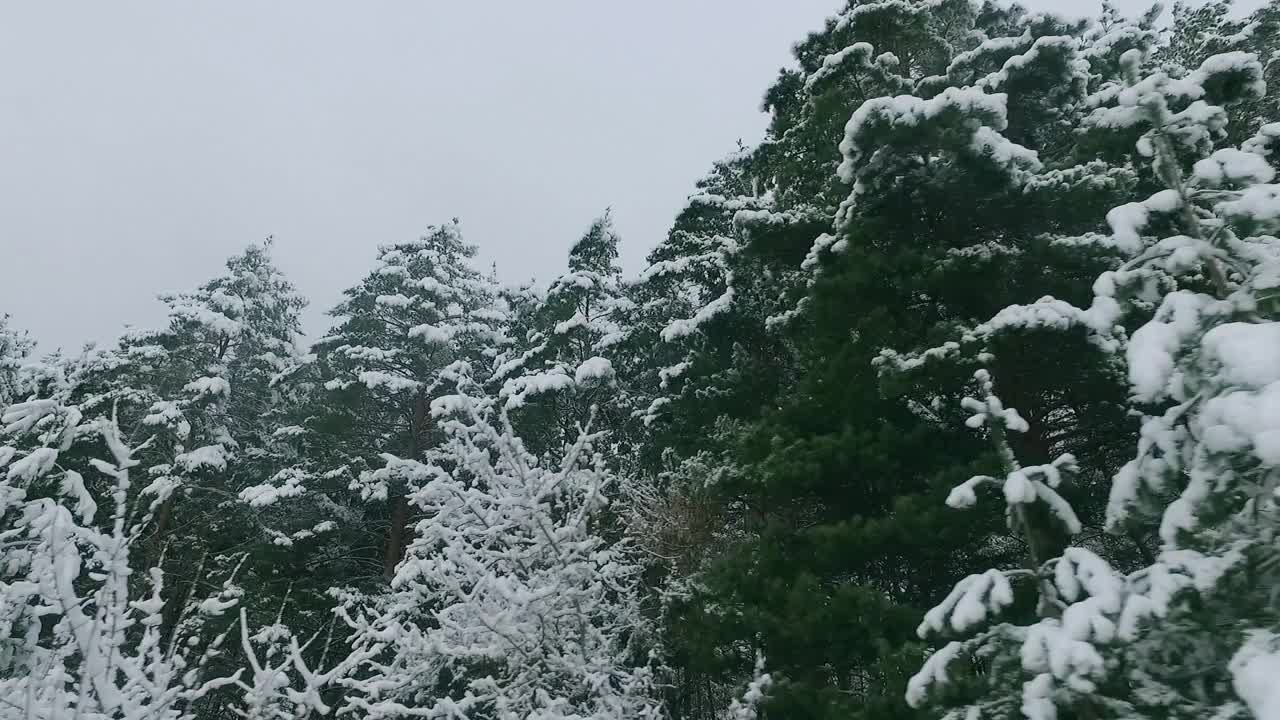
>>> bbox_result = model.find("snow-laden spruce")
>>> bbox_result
[900,44,1280,720]
[289,222,508,580]
[0,315,33,410]
[492,212,633,457]
[333,385,660,720]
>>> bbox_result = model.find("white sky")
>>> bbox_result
[0,0,1262,350]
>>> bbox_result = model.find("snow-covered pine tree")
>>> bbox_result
[494,211,631,458]
[290,222,506,581]
[335,379,660,720]
[93,239,307,563]
[0,315,33,410]
[609,149,806,573]
[905,43,1280,720]
[662,4,1141,718]
[621,155,758,435]
[1,242,336,718]
[1156,0,1280,144]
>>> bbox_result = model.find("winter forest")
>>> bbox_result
[9,0,1280,718]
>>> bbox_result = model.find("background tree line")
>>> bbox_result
[6,1,1280,718]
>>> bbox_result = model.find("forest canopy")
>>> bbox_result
[6,1,1280,719]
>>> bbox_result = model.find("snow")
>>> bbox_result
[801,233,841,272]
[1243,122,1280,158]
[240,469,308,507]
[804,42,874,91]
[1126,291,1216,403]
[357,371,420,393]
[59,469,97,522]
[271,425,305,438]
[945,475,989,508]
[1021,673,1056,720]
[979,34,1085,95]
[2,398,57,435]
[1021,620,1106,692]
[175,445,228,472]
[727,655,774,720]
[1231,632,1280,720]
[662,284,734,341]
[7,447,57,481]
[341,400,660,718]
[1106,189,1184,253]
[1201,381,1280,466]
[940,241,1023,268]
[1189,51,1266,101]
[408,323,455,344]
[500,369,575,409]
[323,378,354,391]
[1003,470,1036,504]
[905,641,964,708]
[658,361,690,389]
[946,454,1081,535]
[892,296,1120,381]
[971,124,1043,176]
[573,356,614,385]
[1202,322,1280,388]
[336,344,400,362]
[554,312,588,335]
[1037,481,1082,536]
[838,87,1012,182]
[1218,183,1280,225]
[197,595,238,616]
[918,569,1013,637]
[168,303,242,336]
[183,375,231,398]
[639,255,701,281]
[141,474,179,504]
[946,30,1031,81]
[1193,148,1276,187]
[207,288,246,314]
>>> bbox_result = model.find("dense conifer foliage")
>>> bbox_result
[6,2,1280,718]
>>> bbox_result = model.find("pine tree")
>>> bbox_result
[31,242,328,716]
[0,315,33,409]
[289,222,506,582]
[907,44,1280,719]
[495,211,630,458]
[80,239,309,561]
[655,3,1192,718]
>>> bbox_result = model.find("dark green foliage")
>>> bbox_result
[8,2,1280,718]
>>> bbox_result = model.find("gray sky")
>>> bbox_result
[0,0,1260,350]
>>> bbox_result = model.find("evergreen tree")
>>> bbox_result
[907,44,1279,720]
[0,315,33,409]
[289,222,506,581]
[659,3,1176,718]
[495,212,630,457]
[10,3,1280,719]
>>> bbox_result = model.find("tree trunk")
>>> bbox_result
[382,494,410,582]
[382,394,428,582]
[150,496,175,566]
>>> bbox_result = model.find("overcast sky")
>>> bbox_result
[0,0,1263,350]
